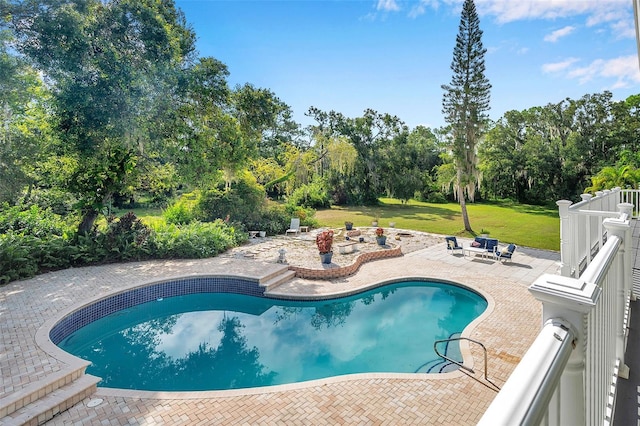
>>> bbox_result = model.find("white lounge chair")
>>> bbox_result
[285,218,301,236]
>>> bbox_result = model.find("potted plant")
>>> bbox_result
[375,227,387,246]
[345,221,353,231]
[316,229,334,264]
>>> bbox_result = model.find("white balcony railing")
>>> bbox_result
[479,188,637,426]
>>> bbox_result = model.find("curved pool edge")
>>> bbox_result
[94,370,467,400]
[35,272,494,400]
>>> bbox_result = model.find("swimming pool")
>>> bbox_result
[56,279,487,391]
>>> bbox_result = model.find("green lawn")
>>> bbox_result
[120,198,560,251]
[314,198,559,251]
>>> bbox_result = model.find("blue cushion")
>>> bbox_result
[497,244,516,258]
[485,238,498,252]
[445,236,461,249]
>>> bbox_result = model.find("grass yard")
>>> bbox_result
[120,197,560,252]
[315,198,559,251]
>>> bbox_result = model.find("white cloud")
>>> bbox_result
[542,57,580,73]
[458,0,633,40]
[545,55,640,89]
[544,25,576,43]
[408,0,440,18]
[377,0,401,12]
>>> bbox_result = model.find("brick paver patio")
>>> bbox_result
[0,238,560,425]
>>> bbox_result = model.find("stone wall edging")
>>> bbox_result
[288,244,403,280]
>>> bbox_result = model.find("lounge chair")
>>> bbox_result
[495,243,517,262]
[445,236,463,255]
[285,218,301,236]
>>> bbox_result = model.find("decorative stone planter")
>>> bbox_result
[319,252,333,264]
[376,236,387,246]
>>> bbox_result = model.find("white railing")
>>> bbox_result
[558,188,638,278]
[620,189,640,218]
[479,190,635,426]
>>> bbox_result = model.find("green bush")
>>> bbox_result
[243,202,290,235]
[150,220,244,258]
[287,180,330,209]
[22,188,77,216]
[0,204,70,237]
[163,191,198,225]
[284,204,318,229]
[425,192,448,204]
[195,176,266,225]
[0,232,39,284]
[0,206,248,284]
[102,212,151,261]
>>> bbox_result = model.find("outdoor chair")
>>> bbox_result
[445,236,463,255]
[485,238,499,255]
[285,218,301,236]
[495,243,517,262]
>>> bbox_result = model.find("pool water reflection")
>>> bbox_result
[58,281,487,391]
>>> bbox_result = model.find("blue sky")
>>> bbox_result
[174,0,640,130]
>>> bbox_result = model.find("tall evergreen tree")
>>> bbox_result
[441,0,491,232]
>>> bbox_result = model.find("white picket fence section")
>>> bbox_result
[479,188,638,426]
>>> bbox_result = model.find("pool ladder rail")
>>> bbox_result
[433,336,501,392]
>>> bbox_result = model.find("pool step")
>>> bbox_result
[259,268,296,291]
[0,373,100,426]
[0,363,98,425]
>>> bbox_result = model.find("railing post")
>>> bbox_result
[618,203,635,301]
[529,274,601,426]
[604,217,632,379]
[557,200,573,277]
[581,194,593,272]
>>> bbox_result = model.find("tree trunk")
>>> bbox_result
[458,185,473,232]
[78,209,99,234]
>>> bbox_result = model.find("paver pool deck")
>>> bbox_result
[1,237,560,425]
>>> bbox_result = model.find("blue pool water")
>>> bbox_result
[58,281,487,391]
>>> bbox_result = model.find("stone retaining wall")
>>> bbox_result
[288,244,403,280]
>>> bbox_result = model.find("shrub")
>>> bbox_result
[284,204,318,229]
[0,232,39,284]
[22,188,77,216]
[102,212,151,261]
[0,204,70,237]
[425,192,448,204]
[149,219,244,258]
[163,192,199,225]
[287,180,330,209]
[195,175,266,225]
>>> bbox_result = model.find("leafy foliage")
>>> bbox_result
[149,220,244,259]
[195,174,266,225]
[0,206,244,284]
[286,180,330,209]
[315,229,334,254]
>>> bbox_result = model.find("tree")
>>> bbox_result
[5,0,196,233]
[0,28,52,203]
[441,0,491,232]
[306,107,406,205]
